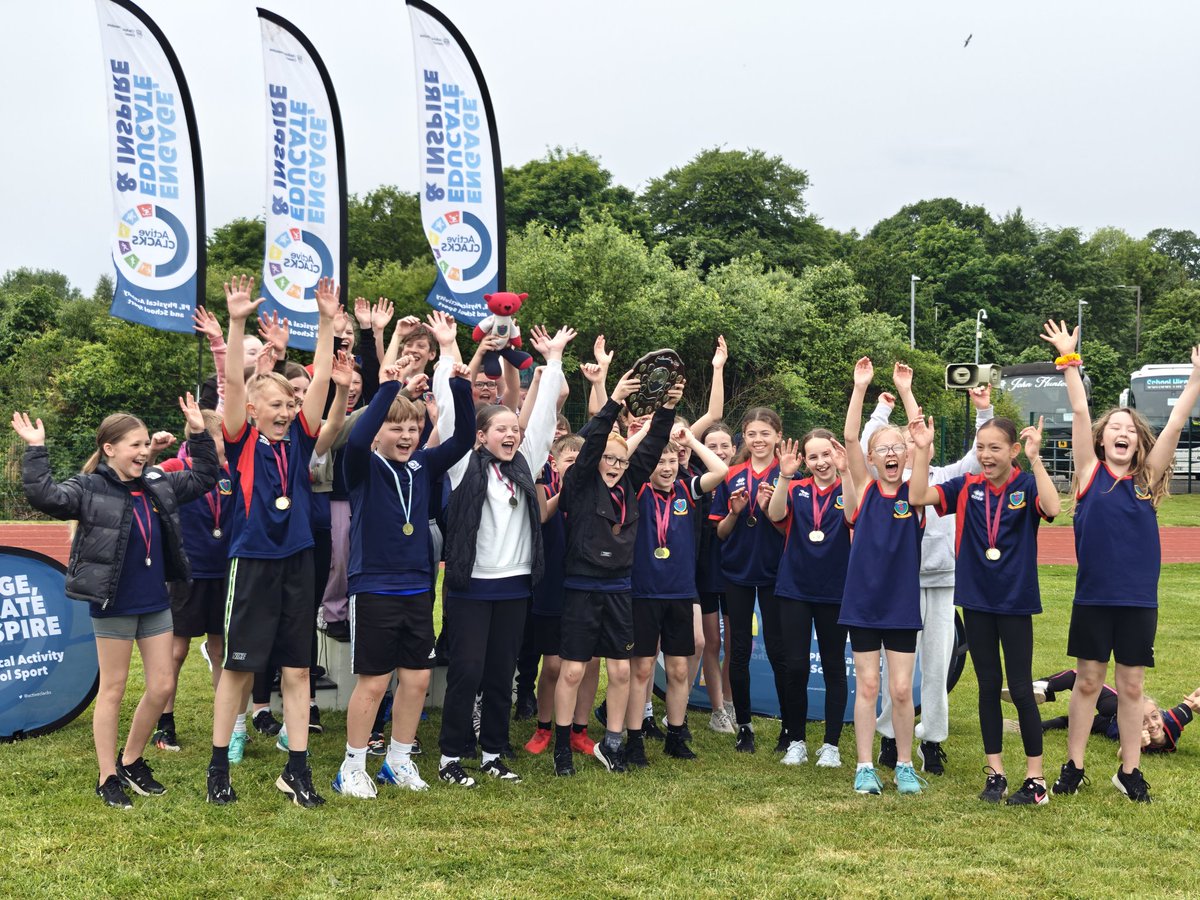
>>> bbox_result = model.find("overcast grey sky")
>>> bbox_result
[2,0,1197,291]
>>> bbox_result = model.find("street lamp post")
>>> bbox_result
[1117,284,1142,356]
[909,275,921,349]
[1077,299,1088,352]
[974,309,988,364]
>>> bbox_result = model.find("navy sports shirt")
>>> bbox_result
[774,477,850,605]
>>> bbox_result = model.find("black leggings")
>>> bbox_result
[1041,668,1118,733]
[778,599,847,746]
[964,609,1042,757]
[438,595,527,757]
[725,582,785,730]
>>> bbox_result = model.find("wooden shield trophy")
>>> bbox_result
[626,349,685,417]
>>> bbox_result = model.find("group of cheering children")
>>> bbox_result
[15,280,1200,809]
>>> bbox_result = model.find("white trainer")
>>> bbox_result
[815,743,842,768]
[332,765,378,799]
[378,758,429,791]
[708,707,736,734]
[781,740,808,766]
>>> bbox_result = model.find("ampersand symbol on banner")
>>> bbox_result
[425,183,445,202]
[271,196,289,215]
[116,172,138,193]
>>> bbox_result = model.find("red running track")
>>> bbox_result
[3,522,1200,567]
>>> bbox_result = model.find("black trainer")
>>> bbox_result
[96,774,133,809]
[979,767,1008,803]
[773,731,790,754]
[918,741,947,776]
[253,709,282,737]
[481,758,522,783]
[593,740,627,773]
[276,766,327,807]
[664,732,697,760]
[411,736,423,756]
[735,724,756,754]
[438,759,477,787]
[1052,759,1089,795]
[1006,777,1049,806]
[308,704,323,734]
[594,702,608,729]
[553,742,576,777]
[680,716,693,743]
[116,751,165,796]
[152,728,180,752]
[1113,767,1152,803]
[878,736,897,769]
[206,766,237,805]
[514,691,538,721]
[641,715,665,741]
[625,736,649,769]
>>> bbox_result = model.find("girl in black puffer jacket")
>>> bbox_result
[14,395,217,809]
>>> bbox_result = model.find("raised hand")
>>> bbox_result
[853,356,874,388]
[178,392,205,434]
[1020,415,1044,461]
[150,431,177,454]
[255,344,279,377]
[331,350,355,389]
[671,424,693,447]
[908,411,935,450]
[192,305,223,340]
[970,384,992,410]
[332,305,350,341]
[450,362,471,381]
[542,326,577,360]
[528,324,552,358]
[396,353,422,380]
[371,297,395,331]
[257,309,289,356]
[892,362,913,394]
[405,372,430,396]
[594,334,613,369]
[580,362,604,385]
[1191,345,1200,371]
[223,275,262,322]
[424,310,457,346]
[11,411,45,445]
[728,488,749,515]
[314,277,341,320]
[1040,319,1079,358]
[610,368,641,404]
[380,361,405,384]
[353,297,372,329]
[663,378,686,409]
[830,437,850,472]
[878,391,896,409]
[712,334,728,370]
[778,437,801,477]
[755,481,774,512]
[395,315,421,342]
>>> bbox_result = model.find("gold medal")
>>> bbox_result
[985,548,1001,561]
[144,557,152,568]
[402,523,414,536]
[654,547,670,559]
[212,528,222,539]
[746,515,757,528]
[612,523,622,536]
[275,496,291,511]
[809,529,825,543]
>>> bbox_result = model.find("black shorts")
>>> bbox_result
[169,578,226,638]
[350,592,436,674]
[560,589,634,662]
[532,612,562,657]
[698,591,727,616]
[848,626,918,654]
[223,551,314,672]
[633,597,696,658]
[1067,604,1157,668]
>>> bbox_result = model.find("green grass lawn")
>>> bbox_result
[1045,490,1200,526]
[4,566,1200,898]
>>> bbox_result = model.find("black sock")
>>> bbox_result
[158,712,175,731]
[210,745,229,772]
[287,749,308,774]
[667,723,684,736]
[537,720,552,732]
[627,727,643,744]
[571,722,586,734]
[555,724,572,750]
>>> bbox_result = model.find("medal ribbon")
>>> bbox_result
[492,463,517,505]
[811,481,835,532]
[984,482,1004,555]
[746,467,759,519]
[131,491,153,562]
[270,441,289,503]
[609,485,626,526]
[653,487,672,551]
[378,451,414,530]
[203,486,221,535]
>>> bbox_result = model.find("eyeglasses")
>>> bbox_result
[601,454,630,469]
[872,444,906,457]
[473,381,495,391]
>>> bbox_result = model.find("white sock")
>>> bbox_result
[343,743,367,772]
[233,713,247,735]
[481,751,499,765]
[439,755,459,769]
[310,699,318,708]
[387,739,412,769]
[644,701,654,718]
[857,762,873,772]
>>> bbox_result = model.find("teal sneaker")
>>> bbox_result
[854,766,883,795]
[228,731,249,765]
[895,762,928,795]
[274,728,310,758]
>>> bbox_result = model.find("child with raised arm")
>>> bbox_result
[1041,321,1200,803]
[909,413,1060,805]
[15,396,217,808]
[331,358,475,799]
[206,274,339,809]
[839,357,926,796]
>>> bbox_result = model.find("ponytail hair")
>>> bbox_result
[83,413,147,474]
[799,427,837,459]
[978,417,1020,444]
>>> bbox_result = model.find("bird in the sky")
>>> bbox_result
[964,34,973,47]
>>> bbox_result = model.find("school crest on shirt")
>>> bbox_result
[407,460,422,471]
[834,495,845,510]
[1134,484,1152,501]
[672,498,689,515]
[893,500,912,519]
[218,478,233,496]
[1007,491,1026,510]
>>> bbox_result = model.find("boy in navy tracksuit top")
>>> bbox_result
[552,370,680,776]
[626,428,727,766]
[331,362,475,799]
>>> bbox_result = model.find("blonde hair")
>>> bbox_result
[83,414,147,474]
[552,434,584,456]
[606,433,629,452]
[200,409,223,439]
[247,372,296,401]
[1071,407,1171,509]
[385,394,423,425]
[867,426,906,455]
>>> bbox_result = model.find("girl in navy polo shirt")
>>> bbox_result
[909,415,1061,805]
[839,357,925,796]
[701,423,737,730]
[765,429,851,770]
[1041,321,1200,803]
[710,408,785,753]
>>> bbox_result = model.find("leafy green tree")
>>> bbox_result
[1079,339,1124,411]
[207,218,265,272]
[347,186,426,266]
[504,148,646,239]
[0,285,61,360]
[1146,227,1200,281]
[1138,320,1199,368]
